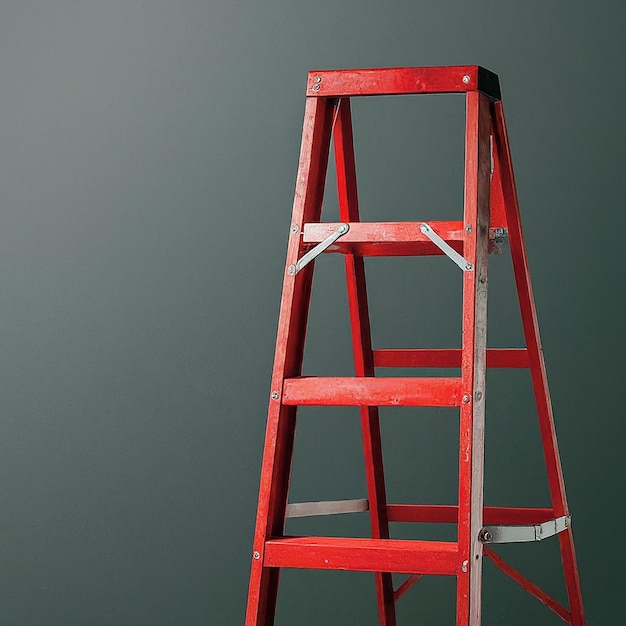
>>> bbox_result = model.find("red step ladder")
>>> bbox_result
[245,65,585,625]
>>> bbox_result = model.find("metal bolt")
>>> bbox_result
[461,559,468,573]
[253,551,260,560]
[271,391,279,400]
[314,76,322,83]
[462,394,470,403]
[465,263,473,271]
[291,225,299,233]
[312,84,321,92]
[479,529,492,543]
[462,75,471,84]
[475,391,483,401]
[465,224,472,234]
[287,264,297,275]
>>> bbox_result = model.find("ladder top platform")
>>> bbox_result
[306,65,501,100]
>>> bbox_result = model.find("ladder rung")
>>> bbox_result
[386,504,555,526]
[282,377,463,407]
[264,536,458,575]
[374,348,529,369]
[302,222,507,257]
[303,221,464,257]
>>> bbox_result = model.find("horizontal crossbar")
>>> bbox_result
[302,222,507,256]
[303,221,463,257]
[306,66,501,100]
[282,377,463,407]
[264,536,458,575]
[387,505,555,525]
[374,349,529,369]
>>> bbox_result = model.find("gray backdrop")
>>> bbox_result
[0,1,623,624]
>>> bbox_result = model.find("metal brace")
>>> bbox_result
[479,515,571,544]
[420,223,473,271]
[289,223,350,274]
[286,498,369,519]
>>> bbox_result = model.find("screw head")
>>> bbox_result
[462,75,471,84]
[462,394,470,403]
[314,76,322,83]
[461,559,468,573]
[271,391,279,400]
[312,84,321,92]
[253,551,260,560]
[287,264,297,275]
[291,225,299,233]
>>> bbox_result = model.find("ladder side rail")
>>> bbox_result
[245,96,335,626]
[491,100,585,626]
[333,97,397,625]
[457,91,492,626]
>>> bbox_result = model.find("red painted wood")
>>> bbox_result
[245,96,335,626]
[484,547,571,623]
[334,97,396,625]
[492,100,585,625]
[303,220,464,257]
[387,504,555,525]
[306,66,499,98]
[247,67,585,626]
[373,348,529,369]
[393,574,423,601]
[303,222,508,257]
[264,537,458,576]
[282,376,463,407]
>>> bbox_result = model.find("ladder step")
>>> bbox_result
[303,221,464,257]
[264,536,458,575]
[282,377,463,407]
[374,348,529,369]
[302,221,507,257]
[306,66,501,99]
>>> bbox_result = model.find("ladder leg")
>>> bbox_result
[491,101,586,626]
[457,91,491,626]
[334,98,396,625]
[245,96,335,626]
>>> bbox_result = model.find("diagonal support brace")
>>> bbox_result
[289,223,350,274]
[420,222,473,271]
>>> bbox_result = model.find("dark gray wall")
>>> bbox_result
[0,1,622,624]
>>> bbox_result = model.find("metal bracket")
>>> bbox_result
[286,498,369,518]
[289,223,350,275]
[420,222,473,271]
[479,515,571,544]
